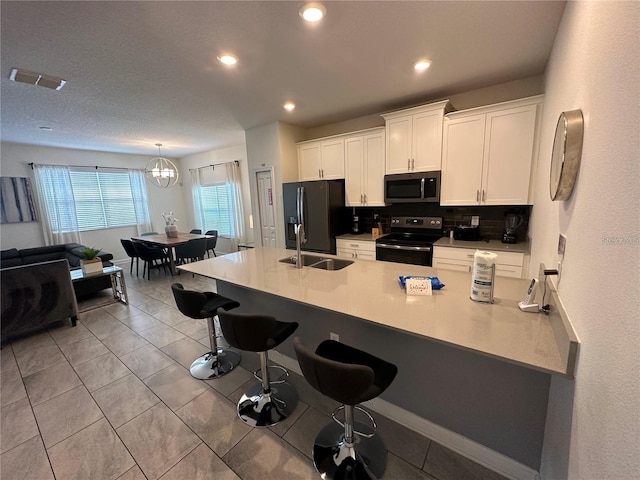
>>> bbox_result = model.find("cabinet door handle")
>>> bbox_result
[467,254,474,258]
[364,193,367,204]
[476,190,480,202]
[407,159,411,170]
[412,158,415,170]
[482,189,486,202]
[318,169,321,178]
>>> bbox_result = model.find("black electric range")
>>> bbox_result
[375,216,443,266]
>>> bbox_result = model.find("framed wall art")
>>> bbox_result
[0,176,38,223]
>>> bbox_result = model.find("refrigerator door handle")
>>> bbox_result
[299,186,306,235]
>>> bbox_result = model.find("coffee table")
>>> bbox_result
[70,265,128,312]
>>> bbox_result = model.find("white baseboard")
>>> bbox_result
[270,350,540,480]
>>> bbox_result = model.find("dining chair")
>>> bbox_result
[205,230,218,257]
[175,238,207,268]
[140,231,158,236]
[132,241,170,280]
[120,239,140,276]
[190,229,202,234]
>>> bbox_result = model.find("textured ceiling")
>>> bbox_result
[0,1,565,157]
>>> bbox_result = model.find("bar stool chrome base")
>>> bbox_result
[312,421,387,480]
[237,381,298,427]
[189,349,241,380]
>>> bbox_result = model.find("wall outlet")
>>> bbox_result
[558,234,567,255]
[330,332,339,342]
[471,215,480,226]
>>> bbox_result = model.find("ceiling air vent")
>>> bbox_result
[9,68,66,91]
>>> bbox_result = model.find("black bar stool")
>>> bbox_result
[171,283,241,379]
[293,337,398,480]
[217,310,299,427]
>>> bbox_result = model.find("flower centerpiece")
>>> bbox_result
[80,246,104,276]
[163,211,179,238]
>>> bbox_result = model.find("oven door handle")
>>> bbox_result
[376,243,432,252]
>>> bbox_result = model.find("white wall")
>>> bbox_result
[529,2,640,479]
[0,142,186,264]
[245,122,304,249]
[179,143,250,254]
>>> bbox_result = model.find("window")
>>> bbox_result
[34,165,150,234]
[199,183,232,236]
[69,169,139,231]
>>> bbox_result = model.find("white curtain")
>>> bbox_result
[128,169,153,235]
[224,161,245,251]
[32,164,81,245]
[191,168,205,230]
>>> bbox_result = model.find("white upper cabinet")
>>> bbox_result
[344,128,385,207]
[382,100,451,174]
[298,137,345,181]
[441,96,543,206]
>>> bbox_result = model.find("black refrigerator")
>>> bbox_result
[283,180,349,254]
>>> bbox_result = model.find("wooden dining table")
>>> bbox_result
[131,232,212,276]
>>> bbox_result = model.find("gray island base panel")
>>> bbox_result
[178,247,580,471]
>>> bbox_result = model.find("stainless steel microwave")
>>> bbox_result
[384,171,441,203]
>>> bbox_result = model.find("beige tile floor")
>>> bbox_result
[0,267,508,480]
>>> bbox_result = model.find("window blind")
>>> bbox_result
[69,168,138,231]
[199,183,232,236]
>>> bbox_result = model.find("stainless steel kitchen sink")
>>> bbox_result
[308,258,353,270]
[279,254,324,266]
[279,255,353,270]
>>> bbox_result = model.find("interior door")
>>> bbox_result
[256,170,277,247]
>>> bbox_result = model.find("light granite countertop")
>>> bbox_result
[179,247,572,376]
[433,237,531,254]
[336,233,379,242]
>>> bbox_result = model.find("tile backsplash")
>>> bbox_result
[349,204,532,242]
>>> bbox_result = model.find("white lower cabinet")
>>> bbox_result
[336,238,376,261]
[433,246,524,278]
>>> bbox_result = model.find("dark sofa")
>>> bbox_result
[1,259,79,343]
[1,243,114,298]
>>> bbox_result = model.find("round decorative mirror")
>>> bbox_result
[550,110,584,201]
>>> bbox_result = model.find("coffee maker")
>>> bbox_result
[351,214,361,234]
[502,214,523,244]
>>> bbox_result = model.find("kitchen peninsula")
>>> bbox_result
[179,247,578,474]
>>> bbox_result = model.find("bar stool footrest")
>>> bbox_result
[253,363,289,385]
[331,405,377,439]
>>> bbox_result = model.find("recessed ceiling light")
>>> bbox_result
[414,59,432,71]
[284,102,296,112]
[217,54,238,66]
[299,3,326,22]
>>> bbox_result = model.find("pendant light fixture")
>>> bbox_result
[145,143,179,188]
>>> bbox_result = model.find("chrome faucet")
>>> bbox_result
[295,223,306,269]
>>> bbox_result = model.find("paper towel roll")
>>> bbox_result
[470,250,498,303]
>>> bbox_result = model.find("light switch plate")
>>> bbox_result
[558,234,567,255]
